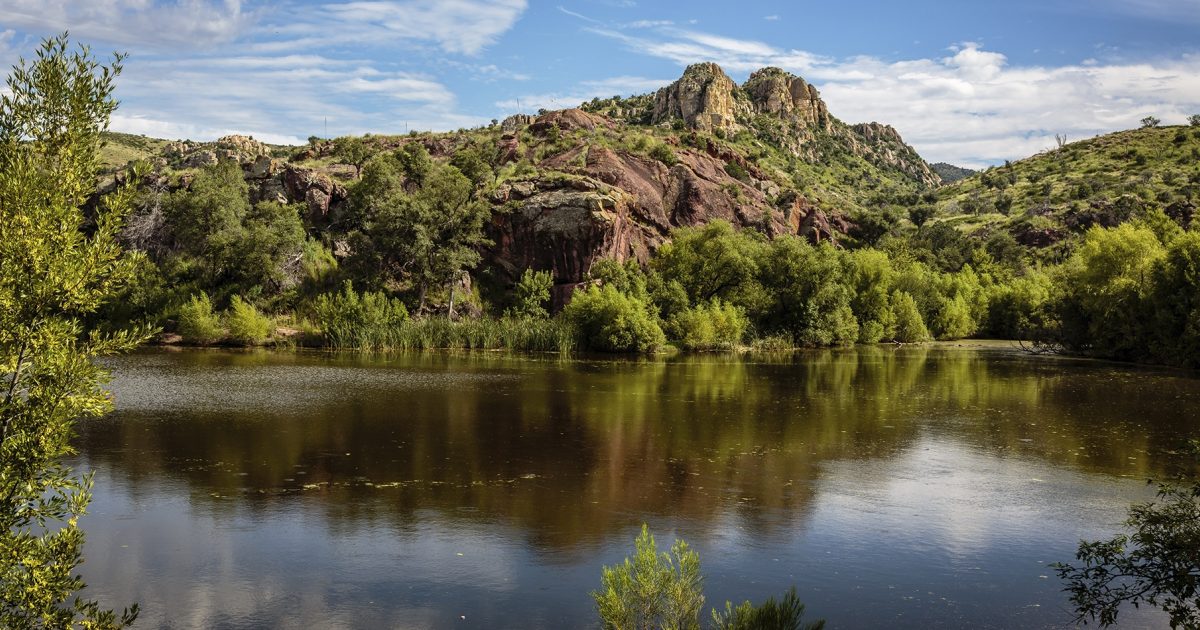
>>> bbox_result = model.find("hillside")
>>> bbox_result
[930,162,975,184]
[102,62,940,292]
[935,125,1200,259]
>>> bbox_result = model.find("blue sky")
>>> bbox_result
[1,0,1199,167]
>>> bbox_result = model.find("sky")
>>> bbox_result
[1,0,1199,168]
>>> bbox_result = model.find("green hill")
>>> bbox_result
[935,125,1200,260]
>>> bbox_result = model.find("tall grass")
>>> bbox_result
[317,314,576,353]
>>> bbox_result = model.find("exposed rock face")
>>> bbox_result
[283,164,347,221]
[530,108,611,134]
[652,63,744,132]
[649,62,938,189]
[500,114,533,133]
[850,122,940,187]
[482,144,825,294]
[742,67,829,130]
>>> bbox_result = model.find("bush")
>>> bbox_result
[225,295,272,345]
[507,268,554,319]
[312,281,409,350]
[564,285,665,353]
[712,587,825,630]
[593,525,703,630]
[667,300,749,351]
[594,525,824,630]
[176,293,223,343]
[649,142,679,167]
[890,291,930,342]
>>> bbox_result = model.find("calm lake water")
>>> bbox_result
[73,345,1200,628]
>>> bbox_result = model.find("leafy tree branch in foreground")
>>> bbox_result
[0,34,147,628]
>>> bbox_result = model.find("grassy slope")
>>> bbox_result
[935,125,1200,244]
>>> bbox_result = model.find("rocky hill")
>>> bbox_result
[101,62,942,293]
[930,162,975,184]
[934,125,1200,259]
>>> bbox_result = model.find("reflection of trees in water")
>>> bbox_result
[77,348,1200,551]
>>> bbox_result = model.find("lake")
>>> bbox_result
[74,344,1199,628]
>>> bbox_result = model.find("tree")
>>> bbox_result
[348,152,490,311]
[907,205,936,229]
[333,135,371,179]
[1189,114,1200,127]
[593,525,704,630]
[1054,442,1200,628]
[1141,116,1162,129]
[0,34,143,628]
[594,525,825,630]
[507,268,554,319]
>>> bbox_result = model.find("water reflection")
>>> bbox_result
[75,346,1200,628]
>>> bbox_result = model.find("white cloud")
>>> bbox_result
[594,26,1200,167]
[294,0,529,55]
[0,0,251,49]
[495,75,672,113]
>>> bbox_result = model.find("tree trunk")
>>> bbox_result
[447,283,456,320]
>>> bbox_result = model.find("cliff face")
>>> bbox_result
[649,63,938,188]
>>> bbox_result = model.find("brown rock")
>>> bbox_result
[652,62,745,132]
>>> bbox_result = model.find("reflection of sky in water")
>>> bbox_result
[76,348,1192,628]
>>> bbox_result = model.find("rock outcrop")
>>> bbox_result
[742,67,829,130]
[652,63,744,132]
[649,63,938,188]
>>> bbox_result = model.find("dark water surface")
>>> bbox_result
[74,345,1200,628]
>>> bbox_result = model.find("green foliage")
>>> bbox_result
[667,300,749,351]
[224,295,272,345]
[1054,442,1200,628]
[653,221,767,310]
[649,142,679,167]
[176,293,223,343]
[1054,224,1166,359]
[312,282,409,350]
[564,285,666,353]
[1188,114,1200,127]
[1140,115,1161,128]
[348,150,490,305]
[165,163,305,300]
[333,135,371,177]
[594,526,825,630]
[757,238,858,346]
[508,268,554,319]
[890,291,931,342]
[593,525,705,630]
[712,587,825,630]
[0,33,142,628]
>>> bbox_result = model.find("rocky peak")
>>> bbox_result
[741,67,829,130]
[651,62,744,132]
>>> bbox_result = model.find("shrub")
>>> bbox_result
[563,285,665,353]
[649,142,679,167]
[594,525,825,630]
[667,300,749,351]
[592,525,704,630]
[712,587,825,630]
[312,281,408,350]
[507,268,554,318]
[176,293,223,343]
[225,295,272,345]
[890,291,930,342]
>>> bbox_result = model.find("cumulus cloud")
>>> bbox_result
[110,54,474,140]
[0,1,529,142]
[595,27,1200,167]
[0,0,251,49]
[291,0,529,55]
